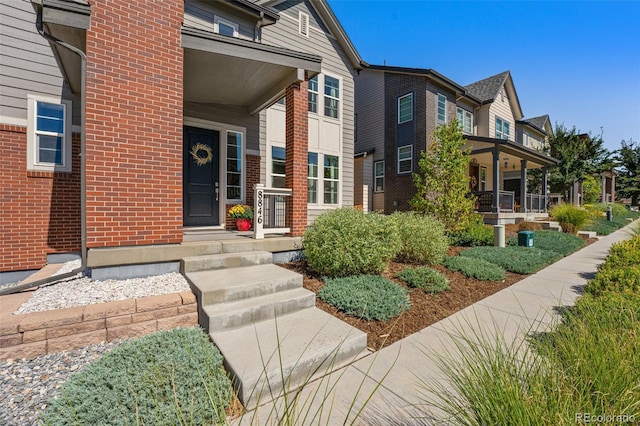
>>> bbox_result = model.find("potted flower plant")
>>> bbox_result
[228,204,254,231]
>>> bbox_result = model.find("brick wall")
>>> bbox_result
[0,125,81,272]
[383,74,427,213]
[84,0,183,249]
[285,82,308,236]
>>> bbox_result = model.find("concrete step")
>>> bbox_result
[535,221,562,232]
[203,287,316,332]
[577,230,597,239]
[185,263,302,306]
[181,251,272,273]
[211,307,368,410]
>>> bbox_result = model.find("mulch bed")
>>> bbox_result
[281,230,597,352]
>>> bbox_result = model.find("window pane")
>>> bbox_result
[37,102,64,133]
[374,161,384,192]
[308,92,317,113]
[324,76,339,98]
[227,186,241,200]
[308,179,317,203]
[323,181,338,204]
[398,94,413,123]
[226,132,242,200]
[375,161,384,176]
[457,108,463,123]
[37,135,63,164]
[219,22,235,36]
[398,146,412,174]
[309,75,318,93]
[308,152,318,177]
[437,95,446,123]
[324,155,339,179]
[324,98,338,118]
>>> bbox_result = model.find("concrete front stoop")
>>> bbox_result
[182,252,368,410]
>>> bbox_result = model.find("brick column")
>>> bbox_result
[285,81,308,236]
[84,0,183,248]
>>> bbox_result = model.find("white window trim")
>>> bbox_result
[225,130,244,202]
[308,75,319,114]
[27,94,72,173]
[214,16,239,37]
[323,73,341,120]
[436,93,447,124]
[270,145,287,188]
[374,160,385,192]
[298,11,310,37]
[397,145,413,175]
[456,107,473,135]
[496,116,510,140]
[322,153,340,205]
[398,93,413,124]
[307,152,319,204]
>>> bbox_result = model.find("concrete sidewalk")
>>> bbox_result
[237,223,637,425]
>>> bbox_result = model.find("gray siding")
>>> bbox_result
[0,0,77,124]
[184,0,257,41]
[184,102,260,151]
[261,0,358,219]
[355,69,385,163]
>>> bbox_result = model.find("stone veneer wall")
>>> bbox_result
[0,292,197,360]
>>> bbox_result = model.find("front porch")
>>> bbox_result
[465,136,559,224]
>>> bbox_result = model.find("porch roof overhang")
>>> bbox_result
[182,27,323,115]
[464,136,559,169]
[31,0,90,94]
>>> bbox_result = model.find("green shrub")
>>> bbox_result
[584,215,640,235]
[441,256,506,281]
[397,266,449,294]
[302,208,401,277]
[460,246,562,274]
[585,202,630,217]
[507,230,584,256]
[448,220,494,247]
[390,212,449,264]
[585,235,640,296]
[550,203,590,233]
[319,275,409,321]
[42,328,233,426]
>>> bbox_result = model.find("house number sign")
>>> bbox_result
[256,188,264,225]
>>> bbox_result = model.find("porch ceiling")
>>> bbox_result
[464,136,559,170]
[182,27,322,115]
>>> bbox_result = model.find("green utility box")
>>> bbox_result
[518,231,534,247]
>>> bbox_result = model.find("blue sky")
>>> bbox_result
[328,0,640,152]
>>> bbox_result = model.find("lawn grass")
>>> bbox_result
[460,246,562,274]
[508,230,584,257]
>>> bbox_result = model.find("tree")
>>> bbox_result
[546,124,608,201]
[582,174,601,204]
[615,139,640,206]
[410,119,475,231]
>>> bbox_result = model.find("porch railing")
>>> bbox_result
[473,190,515,213]
[253,184,291,239]
[526,194,546,213]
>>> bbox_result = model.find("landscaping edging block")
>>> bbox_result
[0,292,198,360]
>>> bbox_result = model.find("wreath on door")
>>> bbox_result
[190,143,213,166]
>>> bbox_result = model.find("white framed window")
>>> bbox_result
[308,75,318,113]
[398,93,413,124]
[397,145,413,174]
[226,131,242,201]
[323,154,339,204]
[214,16,238,37]
[479,166,487,191]
[271,146,286,188]
[436,93,447,124]
[374,160,384,192]
[324,75,340,119]
[298,11,310,37]
[496,117,510,140]
[456,107,473,134]
[308,152,318,203]
[523,131,530,147]
[27,95,72,172]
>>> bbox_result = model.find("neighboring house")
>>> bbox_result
[355,67,558,224]
[0,0,364,281]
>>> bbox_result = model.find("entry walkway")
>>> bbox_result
[237,222,637,425]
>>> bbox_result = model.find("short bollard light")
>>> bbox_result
[494,225,505,247]
[518,230,534,247]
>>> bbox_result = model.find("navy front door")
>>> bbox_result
[184,127,219,226]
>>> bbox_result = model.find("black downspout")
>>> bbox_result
[0,3,88,295]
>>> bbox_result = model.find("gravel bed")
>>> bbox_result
[0,340,126,426]
[15,272,191,315]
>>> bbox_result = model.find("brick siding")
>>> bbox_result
[0,125,81,272]
[84,0,184,249]
[285,81,308,236]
